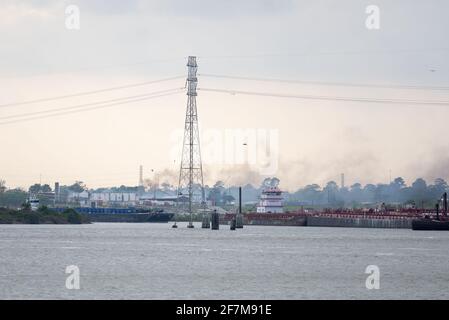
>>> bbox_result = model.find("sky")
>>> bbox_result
[0,0,448,191]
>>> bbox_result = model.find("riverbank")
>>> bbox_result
[0,207,90,224]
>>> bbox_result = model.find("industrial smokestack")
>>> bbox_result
[54,182,60,203]
[139,165,143,186]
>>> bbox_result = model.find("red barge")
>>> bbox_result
[221,180,443,229]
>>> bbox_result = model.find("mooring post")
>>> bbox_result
[436,203,440,221]
[444,192,448,217]
[235,186,244,228]
[230,217,236,230]
[239,186,242,214]
[202,211,210,228]
[211,209,219,230]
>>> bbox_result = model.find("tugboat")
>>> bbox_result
[412,193,449,231]
[27,194,40,211]
[256,178,283,213]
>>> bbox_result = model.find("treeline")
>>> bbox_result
[207,177,449,209]
[287,177,448,208]
[0,181,88,208]
[0,188,28,208]
[1,177,448,209]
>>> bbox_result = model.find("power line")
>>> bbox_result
[0,88,183,121]
[199,74,449,91]
[0,90,183,126]
[197,47,449,60]
[0,56,187,79]
[0,75,184,109]
[198,88,449,106]
[0,91,182,125]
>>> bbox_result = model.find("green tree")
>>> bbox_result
[323,181,338,205]
[23,213,39,224]
[434,178,448,193]
[300,184,321,205]
[393,177,406,188]
[0,179,6,193]
[223,194,235,204]
[64,209,82,224]
[206,181,227,205]
[68,181,86,193]
[41,184,52,193]
[29,184,42,194]
[410,178,429,205]
[0,189,27,208]
[21,202,31,211]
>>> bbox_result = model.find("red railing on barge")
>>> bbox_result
[223,208,435,222]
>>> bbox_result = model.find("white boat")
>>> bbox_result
[256,179,284,214]
[28,195,40,211]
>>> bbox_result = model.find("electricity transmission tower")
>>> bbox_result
[177,56,205,228]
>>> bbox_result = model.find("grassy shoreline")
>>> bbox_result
[0,207,90,224]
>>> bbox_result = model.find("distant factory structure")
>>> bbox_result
[50,173,179,208]
[76,191,177,207]
[90,192,139,206]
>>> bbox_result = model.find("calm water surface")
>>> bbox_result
[1,222,449,299]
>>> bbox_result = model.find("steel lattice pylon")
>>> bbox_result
[177,56,205,228]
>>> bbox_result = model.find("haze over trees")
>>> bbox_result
[0,176,448,209]
[207,177,449,209]
[28,183,52,194]
[0,179,6,194]
[67,181,86,193]
[286,177,448,209]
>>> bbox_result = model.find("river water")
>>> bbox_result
[1,222,448,299]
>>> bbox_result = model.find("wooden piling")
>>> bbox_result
[236,186,244,228]
[202,212,210,228]
[230,218,236,230]
[211,210,219,230]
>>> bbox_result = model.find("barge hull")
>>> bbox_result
[87,213,174,223]
[307,216,412,229]
[412,219,449,231]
